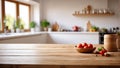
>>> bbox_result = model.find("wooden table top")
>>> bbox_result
[0,44,119,66]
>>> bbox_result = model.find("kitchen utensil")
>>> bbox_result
[99,9,104,14]
[113,27,116,32]
[116,27,119,32]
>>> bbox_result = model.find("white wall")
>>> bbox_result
[38,0,119,30]
[33,0,39,3]
[118,0,120,22]
[108,0,119,17]
[31,3,40,32]
[0,0,2,30]
[108,0,120,30]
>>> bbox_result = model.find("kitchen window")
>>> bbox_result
[1,0,31,32]
[5,1,16,30]
[19,4,30,29]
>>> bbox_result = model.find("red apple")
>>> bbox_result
[102,49,107,53]
[84,46,89,49]
[99,50,108,56]
[73,26,79,31]
[77,43,83,48]
[83,43,88,47]
[99,51,105,56]
[88,44,93,48]
[101,47,107,52]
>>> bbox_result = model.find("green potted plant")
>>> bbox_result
[30,21,36,32]
[90,26,99,32]
[15,18,21,33]
[41,19,50,31]
[20,24,24,32]
[100,28,108,33]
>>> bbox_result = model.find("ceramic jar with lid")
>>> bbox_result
[104,34,118,52]
[103,9,107,14]
[98,9,104,14]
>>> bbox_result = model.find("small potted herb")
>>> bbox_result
[41,19,50,31]
[30,21,36,32]
[100,28,108,33]
[15,18,21,33]
[20,24,24,32]
[90,26,99,32]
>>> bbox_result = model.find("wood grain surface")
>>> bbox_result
[0,44,119,67]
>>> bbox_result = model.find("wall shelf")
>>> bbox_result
[72,13,115,16]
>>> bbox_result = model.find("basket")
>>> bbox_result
[76,47,96,53]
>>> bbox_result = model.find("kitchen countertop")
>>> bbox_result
[48,32,99,34]
[0,44,119,66]
[0,32,47,40]
[0,32,99,40]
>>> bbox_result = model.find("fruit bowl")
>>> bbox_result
[75,43,96,53]
[76,47,96,53]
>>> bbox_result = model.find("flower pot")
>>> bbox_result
[11,29,15,33]
[31,28,35,32]
[21,29,24,33]
[48,28,52,32]
[43,27,48,31]
[16,28,20,33]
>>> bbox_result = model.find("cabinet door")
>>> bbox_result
[0,34,47,44]
[18,65,60,68]
[47,33,99,44]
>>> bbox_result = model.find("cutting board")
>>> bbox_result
[52,22,59,31]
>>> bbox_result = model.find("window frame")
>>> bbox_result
[1,0,31,32]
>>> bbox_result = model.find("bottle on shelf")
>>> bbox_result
[86,21,91,32]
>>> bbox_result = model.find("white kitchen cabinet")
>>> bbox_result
[0,34,47,44]
[0,32,99,44]
[47,32,99,44]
